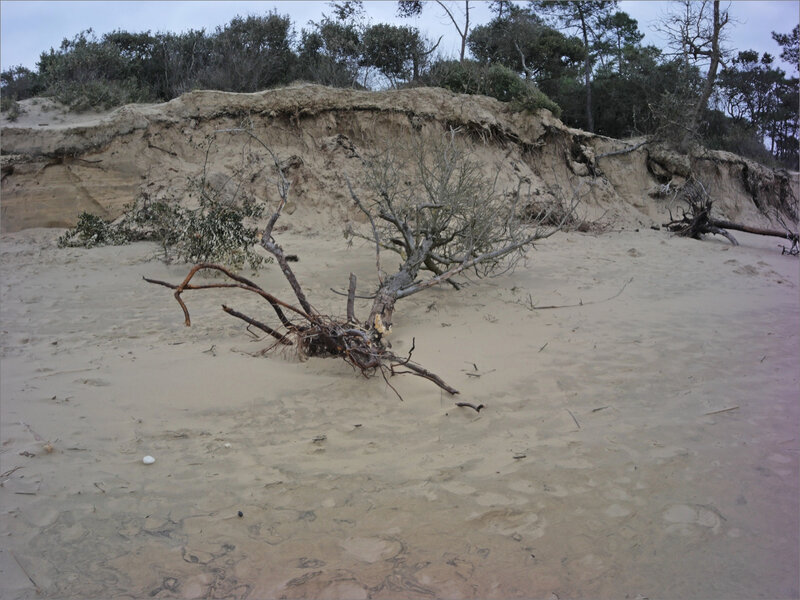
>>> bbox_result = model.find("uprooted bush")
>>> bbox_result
[59,131,274,269]
[58,187,268,270]
[57,211,135,248]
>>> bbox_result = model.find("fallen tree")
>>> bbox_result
[664,179,799,254]
[146,127,579,397]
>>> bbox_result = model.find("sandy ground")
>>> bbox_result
[0,225,798,599]
[0,97,128,130]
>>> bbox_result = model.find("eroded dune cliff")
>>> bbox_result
[1,84,797,234]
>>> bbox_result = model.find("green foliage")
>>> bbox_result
[772,25,799,72]
[589,45,676,137]
[36,29,153,110]
[533,0,619,131]
[1,65,44,103]
[58,185,267,270]
[58,212,135,248]
[0,97,21,121]
[361,23,425,85]
[173,192,266,269]
[51,77,150,112]
[423,60,561,116]
[700,109,775,165]
[202,14,296,92]
[510,85,562,117]
[296,18,363,87]
[717,49,798,167]
[468,7,584,83]
[483,63,528,101]
[593,11,644,73]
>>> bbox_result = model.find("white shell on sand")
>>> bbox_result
[142,455,155,465]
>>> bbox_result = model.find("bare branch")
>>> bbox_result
[345,175,383,282]
[346,273,357,324]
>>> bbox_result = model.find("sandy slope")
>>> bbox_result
[0,223,798,599]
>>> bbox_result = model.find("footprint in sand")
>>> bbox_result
[76,377,111,386]
[339,536,403,563]
[604,503,632,518]
[663,504,724,535]
[733,264,759,276]
[470,508,544,538]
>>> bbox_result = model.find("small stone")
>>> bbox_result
[238,511,244,518]
[142,455,155,465]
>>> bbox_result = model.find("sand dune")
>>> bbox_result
[1,223,797,599]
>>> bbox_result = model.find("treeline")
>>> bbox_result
[1,1,797,167]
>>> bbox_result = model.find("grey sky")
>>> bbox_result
[1,1,798,75]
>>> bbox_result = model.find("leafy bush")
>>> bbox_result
[0,97,22,121]
[38,30,154,111]
[49,78,150,112]
[423,60,561,116]
[174,194,266,269]
[483,64,528,101]
[58,190,268,270]
[510,85,562,117]
[1,65,44,103]
[58,211,134,247]
[424,59,483,95]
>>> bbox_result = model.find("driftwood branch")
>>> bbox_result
[529,277,633,310]
[713,219,799,248]
[455,401,485,412]
[221,304,291,344]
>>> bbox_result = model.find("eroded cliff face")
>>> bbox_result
[1,84,797,234]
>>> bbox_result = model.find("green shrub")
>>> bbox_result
[483,64,528,102]
[424,60,477,95]
[58,212,133,247]
[0,97,22,121]
[511,85,562,117]
[54,79,145,112]
[174,195,266,269]
[424,59,561,116]
[38,29,153,111]
[1,65,44,104]
[58,191,268,270]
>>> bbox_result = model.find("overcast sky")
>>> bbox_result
[1,1,798,75]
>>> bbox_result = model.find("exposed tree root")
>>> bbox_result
[145,264,459,396]
[664,179,799,253]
